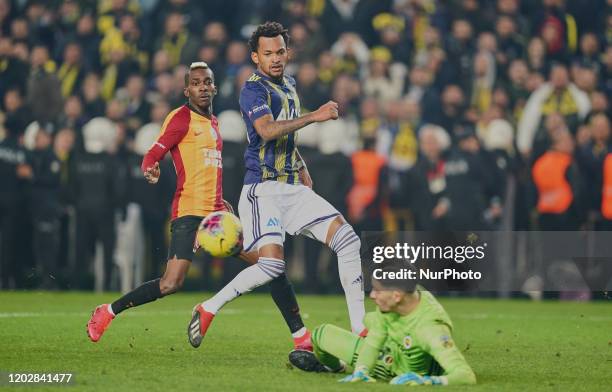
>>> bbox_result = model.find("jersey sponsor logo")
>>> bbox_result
[194,127,205,136]
[403,335,413,349]
[266,217,280,227]
[249,104,269,117]
[247,74,261,82]
[202,148,222,168]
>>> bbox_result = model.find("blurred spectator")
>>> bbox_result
[80,73,106,119]
[296,62,329,112]
[534,0,578,63]
[371,12,411,64]
[384,98,420,171]
[0,37,29,101]
[532,128,583,230]
[468,50,497,118]
[27,126,62,289]
[517,64,590,156]
[496,0,529,41]
[576,113,611,227]
[0,0,14,36]
[56,95,86,132]
[444,125,503,230]
[505,59,530,117]
[216,41,249,108]
[318,0,388,45]
[425,84,467,135]
[72,14,101,71]
[526,37,548,75]
[363,46,407,103]
[0,123,29,288]
[117,74,151,131]
[57,42,85,98]
[201,21,229,52]
[383,98,420,231]
[69,117,120,290]
[575,32,601,71]
[3,88,29,138]
[27,45,63,126]
[216,65,254,113]
[330,32,370,78]
[402,124,451,230]
[152,0,205,35]
[446,18,475,90]
[347,135,388,232]
[494,15,524,72]
[153,11,199,68]
[287,22,325,65]
[99,37,140,101]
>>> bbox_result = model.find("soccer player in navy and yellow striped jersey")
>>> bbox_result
[87,63,307,344]
[190,22,366,354]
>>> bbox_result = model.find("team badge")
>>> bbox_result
[403,335,412,349]
[384,354,394,365]
[440,335,454,349]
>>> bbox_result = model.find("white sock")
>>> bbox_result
[203,257,285,314]
[291,326,307,339]
[330,224,365,333]
[107,304,115,316]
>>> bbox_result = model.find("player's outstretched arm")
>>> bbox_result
[254,101,338,142]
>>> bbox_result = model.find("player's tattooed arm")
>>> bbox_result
[253,101,339,141]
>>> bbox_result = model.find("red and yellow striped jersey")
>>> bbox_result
[141,104,223,219]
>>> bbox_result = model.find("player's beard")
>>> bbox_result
[268,64,284,80]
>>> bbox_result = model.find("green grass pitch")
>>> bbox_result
[0,292,610,391]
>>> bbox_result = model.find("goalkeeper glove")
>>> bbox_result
[390,372,444,386]
[338,366,376,383]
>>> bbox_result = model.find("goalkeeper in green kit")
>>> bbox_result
[289,263,476,386]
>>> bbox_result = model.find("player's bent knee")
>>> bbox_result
[257,257,285,278]
[329,223,361,258]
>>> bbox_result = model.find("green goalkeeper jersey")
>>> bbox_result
[357,287,476,385]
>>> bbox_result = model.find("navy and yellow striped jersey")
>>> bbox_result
[239,70,301,185]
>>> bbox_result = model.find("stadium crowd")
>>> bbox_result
[1,0,611,292]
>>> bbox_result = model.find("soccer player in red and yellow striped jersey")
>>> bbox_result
[87,63,308,347]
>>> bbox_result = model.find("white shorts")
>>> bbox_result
[238,182,341,252]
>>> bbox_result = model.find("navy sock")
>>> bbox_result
[269,274,304,334]
[111,278,163,315]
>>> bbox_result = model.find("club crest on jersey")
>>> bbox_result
[440,335,454,349]
[384,354,394,365]
[403,335,412,349]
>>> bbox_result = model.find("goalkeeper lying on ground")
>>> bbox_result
[289,264,476,386]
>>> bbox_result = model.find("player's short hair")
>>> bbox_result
[184,61,211,86]
[248,21,290,52]
[374,261,418,293]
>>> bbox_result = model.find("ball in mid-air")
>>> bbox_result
[197,211,243,257]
